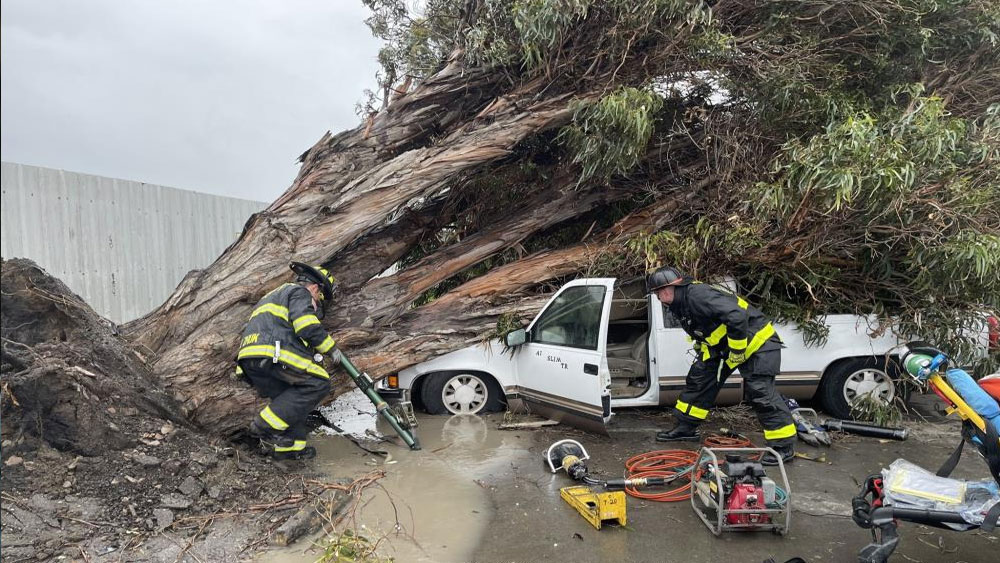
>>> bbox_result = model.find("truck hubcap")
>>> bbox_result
[442,375,487,414]
[843,368,895,405]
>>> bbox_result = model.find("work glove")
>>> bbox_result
[725,349,747,369]
[313,348,342,366]
[327,348,344,367]
[692,341,710,360]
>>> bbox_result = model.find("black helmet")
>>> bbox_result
[290,262,336,301]
[646,266,691,293]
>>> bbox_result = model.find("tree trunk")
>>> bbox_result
[124,57,607,434]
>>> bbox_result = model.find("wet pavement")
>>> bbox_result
[262,391,535,563]
[261,392,998,563]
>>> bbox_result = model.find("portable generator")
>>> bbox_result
[691,447,791,536]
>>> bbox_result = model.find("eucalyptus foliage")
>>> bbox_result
[558,87,664,182]
[361,0,1000,370]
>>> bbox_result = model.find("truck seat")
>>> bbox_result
[608,331,648,380]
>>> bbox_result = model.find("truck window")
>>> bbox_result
[533,286,606,350]
[662,305,682,329]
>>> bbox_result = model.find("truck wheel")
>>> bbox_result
[819,357,903,419]
[420,372,505,415]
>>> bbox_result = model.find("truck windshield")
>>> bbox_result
[532,285,606,350]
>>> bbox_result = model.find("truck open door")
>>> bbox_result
[508,279,614,435]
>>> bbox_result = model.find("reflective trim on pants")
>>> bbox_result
[764,423,797,441]
[259,406,289,431]
[675,399,709,420]
[275,440,307,452]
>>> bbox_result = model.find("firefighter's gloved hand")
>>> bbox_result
[725,349,747,369]
[327,348,343,367]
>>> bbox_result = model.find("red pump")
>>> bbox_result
[726,482,771,526]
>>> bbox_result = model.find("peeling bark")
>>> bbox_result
[124,59,606,433]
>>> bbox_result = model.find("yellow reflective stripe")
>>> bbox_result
[260,406,289,431]
[746,323,776,356]
[250,303,289,321]
[702,345,711,361]
[764,423,797,440]
[263,283,295,298]
[727,337,748,351]
[736,296,748,309]
[277,350,329,379]
[235,365,244,376]
[239,345,276,358]
[316,336,335,354]
[292,314,320,332]
[675,400,709,420]
[237,345,329,379]
[275,440,307,452]
[688,404,709,419]
[705,324,727,346]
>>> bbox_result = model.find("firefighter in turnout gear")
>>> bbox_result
[236,262,340,460]
[647,266,796,465]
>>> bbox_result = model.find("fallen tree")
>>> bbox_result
[7,1,998,443]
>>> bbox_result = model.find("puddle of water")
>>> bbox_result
[261,391,535,563]
[315,388,380,439]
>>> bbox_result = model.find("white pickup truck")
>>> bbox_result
[377,278,995,432]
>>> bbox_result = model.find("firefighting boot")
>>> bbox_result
[760,444,795,466]
[270,445,317,461]
[248,417,284,447]
[655,422,700,442]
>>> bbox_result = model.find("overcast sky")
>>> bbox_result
[1,1,382,201]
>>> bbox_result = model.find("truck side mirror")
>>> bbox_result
[506,328,527,347]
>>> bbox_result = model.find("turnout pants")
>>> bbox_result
[672,349,796,447]
[240,358,330,451]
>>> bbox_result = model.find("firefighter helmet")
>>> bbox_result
[290,262,336,301]
[646,266,692,293]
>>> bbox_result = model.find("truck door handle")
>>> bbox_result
[584,363,598,375]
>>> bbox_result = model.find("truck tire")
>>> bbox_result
[818,357,905,420]
[420,371,506,415]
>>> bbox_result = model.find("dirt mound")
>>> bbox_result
[0,259,329,561]
[1,258,185,455]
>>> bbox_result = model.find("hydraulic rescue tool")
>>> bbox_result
[546,439,667,530]
[791,408,832,446]
[823,419,909,441]
[785,398,831,446]
[691,447,791,536]
[546,439,676,490]
[559,486,627,530]
[338,353,421,450]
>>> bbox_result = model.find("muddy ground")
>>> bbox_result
[256,394,997,563]
[0,259,355,562]
[472,400,999,563]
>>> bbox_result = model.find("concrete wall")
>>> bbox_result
[1,162,267,323]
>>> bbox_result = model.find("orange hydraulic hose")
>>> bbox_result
[624,450,699,501]
[702,433,753,448]
[624,434,756,502]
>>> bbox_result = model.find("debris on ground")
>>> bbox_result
[0,259,365,561]
[498,418,560,430]
[713,404,762,431]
